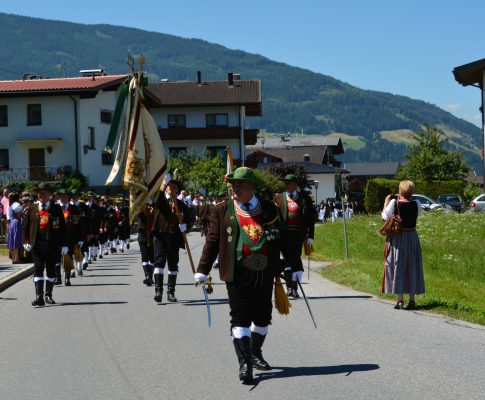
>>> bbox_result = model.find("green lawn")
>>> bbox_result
[313,211,485,325]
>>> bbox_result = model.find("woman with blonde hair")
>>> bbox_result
[381,180,425,310]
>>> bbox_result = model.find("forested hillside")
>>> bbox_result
[0,13,481,171]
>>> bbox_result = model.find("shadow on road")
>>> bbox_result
[54,301,128,306]
[87,268,130,271]
[306,295,373,300]
[180,298,229,306]
[64,283,131,287]
[82,274,133,278]
[250,363,380,387]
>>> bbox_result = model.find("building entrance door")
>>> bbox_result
[29,148,45,180]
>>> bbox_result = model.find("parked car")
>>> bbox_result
[437,194,465,212]
[471,194,485,212]
[411,194,442,211]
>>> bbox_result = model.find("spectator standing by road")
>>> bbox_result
[381,180,425,310]
[7,192,22,264]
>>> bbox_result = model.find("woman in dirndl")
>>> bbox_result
[7,193,23,264]
[381,180,425,310]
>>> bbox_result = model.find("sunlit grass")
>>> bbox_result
[313,210,485,325]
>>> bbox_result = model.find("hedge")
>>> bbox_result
[364,178,465,213]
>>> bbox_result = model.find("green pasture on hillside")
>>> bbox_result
[313,211,485,325]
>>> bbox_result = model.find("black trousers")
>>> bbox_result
[226,268,274,328]
[33,243,57,279]
[285,230,304,272]
[138,231,154,263]
[153,233,179,272]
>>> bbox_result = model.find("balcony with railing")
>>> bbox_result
[0,165,72,186]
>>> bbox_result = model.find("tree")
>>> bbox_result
[396,125,469,181]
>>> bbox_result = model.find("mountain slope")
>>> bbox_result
[0,13,481,171]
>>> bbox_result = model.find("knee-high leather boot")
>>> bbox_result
[251,332,271,370]
[31,280,45,307]
[45,280,56,304]
[153,274,163,303]
[233,336,253,383]
[54,264,62,285]
[167,274,177,302]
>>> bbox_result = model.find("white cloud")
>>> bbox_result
[442,103,462,112]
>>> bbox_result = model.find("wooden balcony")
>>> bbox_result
[158,127,258,145]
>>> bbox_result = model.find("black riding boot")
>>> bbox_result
[31,280,45,307]
[153,274,163,303]
[233,336,253,383]
[167,274,177,302]
[251,332,271,370]
[146,264,154,286]
[65,270,71,286]
[45,280,56,304]
[54,264,62,285]
[142,264,150,285]
[284,269,292,296]
[291,281,299,298]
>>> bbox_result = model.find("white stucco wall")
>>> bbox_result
[77,89,120,186]
[151,106,241,128]
[0,95,76,172]
[307,173,336,204]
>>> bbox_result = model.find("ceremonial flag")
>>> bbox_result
[226,145,234,175]
[105,75,168,223]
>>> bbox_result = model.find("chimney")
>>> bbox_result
[197,70,202,84]
[304,154,311,162]
[228,72,234,86]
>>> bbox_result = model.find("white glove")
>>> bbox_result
[307,238,313,246]
[61,246,69,256]
[194,272,208,286]
[179,223,187,233]
[78,241,84,247]
[23,243,32,252]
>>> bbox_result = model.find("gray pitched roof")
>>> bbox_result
[344,162,400,176]
[248,135,344,153]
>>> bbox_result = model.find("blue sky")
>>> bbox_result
[2,0,484,126]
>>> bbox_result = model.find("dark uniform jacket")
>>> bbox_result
[197,198,303,282]
[60,202,84,246]
[22,202,68,249]
[85,202,102,236]
[274,191,315,239]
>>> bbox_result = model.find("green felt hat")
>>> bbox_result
[282,174,299,183]
[35,182,53,192]
[225,167,256,183]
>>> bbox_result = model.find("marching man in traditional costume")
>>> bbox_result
[274,174,315,298]
[57,188,84,286]
[138,201,155,286]
[22,183,68,306]
[195,167,303,383]
[151,175,190,303]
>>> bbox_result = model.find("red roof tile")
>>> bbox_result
[0,75,128,94]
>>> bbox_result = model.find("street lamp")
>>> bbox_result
[339,169,350,258]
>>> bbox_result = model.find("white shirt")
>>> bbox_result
[38,200,51,211]
[235,195,258,211]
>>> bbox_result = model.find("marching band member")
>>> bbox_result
[22,183,68,306]
[195,167,303,383]
[274,174,315,298]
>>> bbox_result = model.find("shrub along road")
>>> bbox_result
[0,232,484,399]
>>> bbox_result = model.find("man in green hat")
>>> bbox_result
[22,183,68,306]
[83,191,102,268]
[274,174,315,298]
[195,167,303,383]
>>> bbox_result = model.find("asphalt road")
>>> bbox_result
[1,233,484,400]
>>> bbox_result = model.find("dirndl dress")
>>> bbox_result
[382,230,425,295]
[7,217,22,250]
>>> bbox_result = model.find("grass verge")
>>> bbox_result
[313,211,485,325]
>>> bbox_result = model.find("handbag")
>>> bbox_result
[380,201,403,236]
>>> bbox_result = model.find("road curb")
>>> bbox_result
[0,264,34,293]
